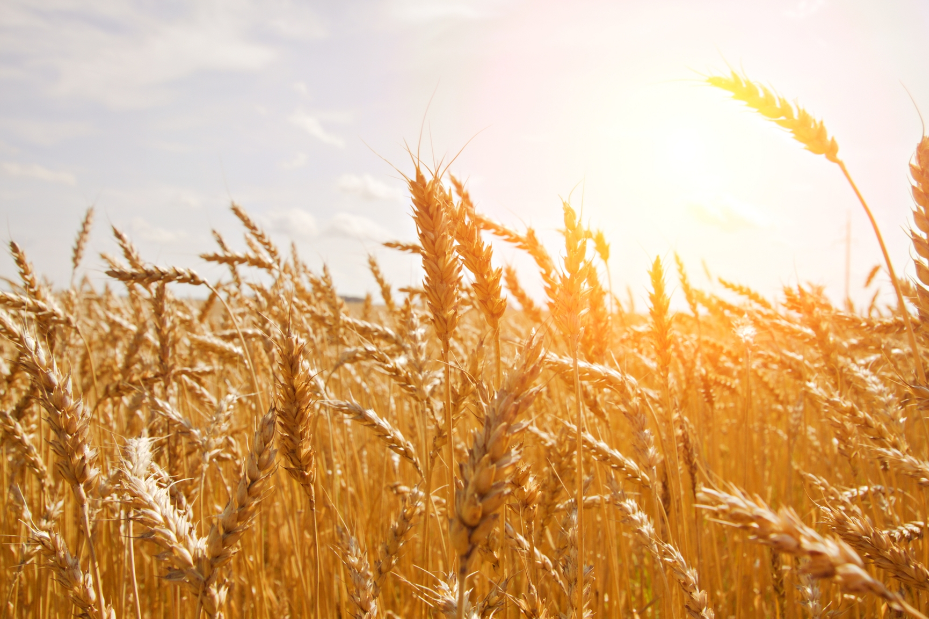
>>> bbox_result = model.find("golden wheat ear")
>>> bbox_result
[910,136,929,325]
[708,70,839,162]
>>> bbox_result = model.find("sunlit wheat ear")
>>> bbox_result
[552,202,589,347]
[580,265,610,362]
[647,256,673,378]
[818,496,929,591]
[565,421,652,489]
[910,135,929,325]
[105,265,207,287]
[449,176,506,332]
[708,70,839,163]
[409,165,461,348]
[111,225,146,271]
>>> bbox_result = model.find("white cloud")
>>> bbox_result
[687,194,771,233]
[324,213,392,242]
[0,119,93,145]
[0,1,282,109]
[786,0,826,19]
[387,0,500,23]
[336,173,404,201]
[263,208,319,241]
[130,216,188,244]
[282,152,308,170]
[262,2,328,39]
[1,161,76,185]
[289,111,345,148]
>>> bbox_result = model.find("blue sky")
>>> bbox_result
[1,0,928,308]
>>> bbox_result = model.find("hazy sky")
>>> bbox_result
[2,0,928,309]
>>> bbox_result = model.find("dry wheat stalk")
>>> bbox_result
[15,326,102,610]
[708,71,838,161]
[556,505,591,619]
[408,164,462,549]
[503,523,567,593]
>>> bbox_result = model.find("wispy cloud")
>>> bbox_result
[130,217,188,244]
[786,0,826,19]
[289,111,345,148]
[0,1,304,109]
[0,119,93,146]
[337,173,403,201]
[687,194,771,233]
[263,208,319,241]
[387,0,501,23]
[324,213,392,242]
[282,152,308,170]
[1,161,76,185]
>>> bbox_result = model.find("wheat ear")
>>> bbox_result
[372,484,424,595]
[698,486,927,618]
[27,525,113,619]
[16,329,107,618]
[564,422,652,489]
[199,408,277,618]
[71,206,95,277]
[910,136,929,326]
[336,527,378,619]
[409,163,462,562]
[451,334,544,617]
[613,491,714,619]
[274,331,318,502]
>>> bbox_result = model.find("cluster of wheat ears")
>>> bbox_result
[3,71,929,619]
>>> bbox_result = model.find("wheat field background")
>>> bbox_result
[3,71,929,619]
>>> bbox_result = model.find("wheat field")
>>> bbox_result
[3,71,929,619]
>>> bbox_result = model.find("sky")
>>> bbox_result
[1,0,928,310]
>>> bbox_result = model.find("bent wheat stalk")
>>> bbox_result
[709,70,926,384]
